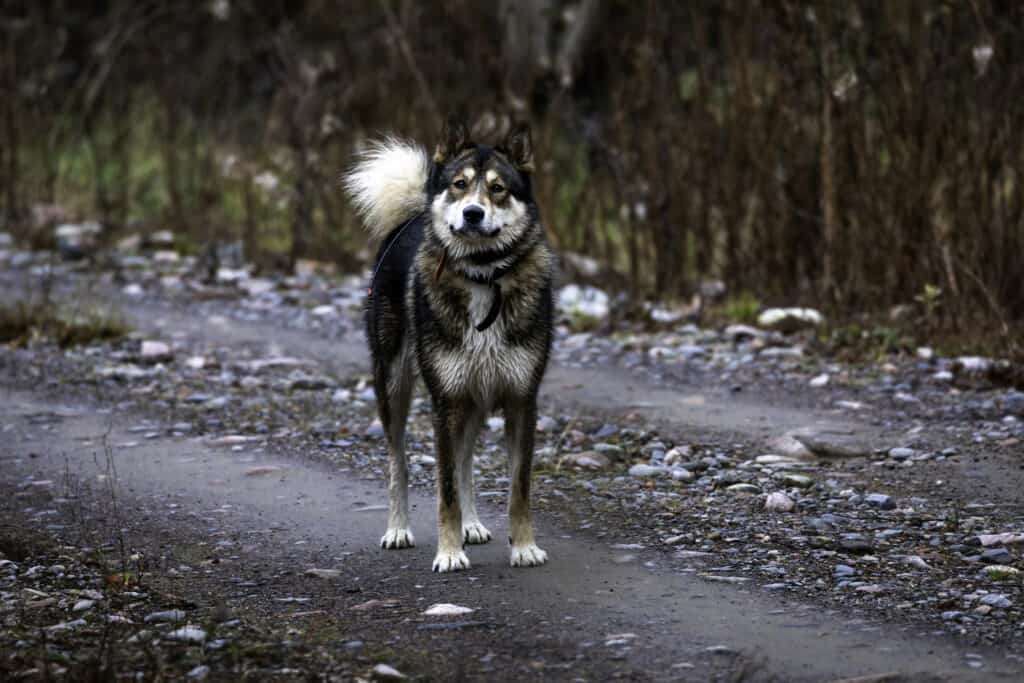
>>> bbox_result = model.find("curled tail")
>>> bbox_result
[342,138,429,240]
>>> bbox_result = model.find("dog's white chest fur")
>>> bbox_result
[432,283,535,404]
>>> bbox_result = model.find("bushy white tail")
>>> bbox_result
[342,138,429,239]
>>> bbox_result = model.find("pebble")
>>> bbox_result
[809,374,829,388]
[773,472,813,488]
[764,491,795,512]
[834,564,857,577]
[981,565,1020,580]
[725,483,761,495]
[536,415,558,432]
[187,665,211,680]
[670,468,694,482]
[144,609,186,623]
[980,548,1012,565]
[979,593,1012,608]
[72,599,95,612]
[166,625,207,643]
[864,493,896,510]
[423,603,474,616]
[304,568,342,580]
[628,464,665,478]
[888,447,916,460]
[140,340,173,362]
[372,664,407,681]
[564,451,611,470]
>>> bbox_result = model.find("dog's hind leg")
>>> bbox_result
[378,346,416,549]
[456,405,490,544]
[431,399,471,572]
[504,395,548,567]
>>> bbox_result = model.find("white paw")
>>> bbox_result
[380,527,415,549]
[510,543,548,567]
[463,521,492,545]
[432,549,471,573]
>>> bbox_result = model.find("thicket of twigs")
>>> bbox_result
[2,1,1022,342]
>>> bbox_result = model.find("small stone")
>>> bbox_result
[764,492,795,512]
[594,443,625,459]
[980,593,1012,608]
[423,603,474,616]
[187,665,211,680]
[725,483,761,495]
[671,468,694,482]
[372,664,407,681]
[365,419,384,438]
[888,447,916,460]
[140,340,173,362]
[864,493,896,510]
[904,555,931,570]
[305,568,343,580]
[839,537,873,554]
[664,446,693,466]
[536,415,558,432]
[773,472,813,488]
[981,565,1020,580]
[757,307,824,333]
[72,599,95,612]
[981,548,1012,565]
[563,451,611,470]
[166,625,207,642]
[833,564,856,577]
[487,416,505,432]
[144,610,186,623]
[809,374,829,388]
[628,464,665,478]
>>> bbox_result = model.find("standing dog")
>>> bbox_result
[344,118,554,572]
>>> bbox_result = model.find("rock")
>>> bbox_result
[239,278,275,296]
[563,451,611,470]
[487,416,505,432]
[286,371,333,391]
[557,284,610,320]
[0,232,13,249]
[904,555,931,570]
[809,374,829,388]
[305,568,343,580]
[372,664,407,681]
[791,431,872,459]
[97,364,165,381]
[311,304,337,317]
[536,415,558,432]
[756,307,825,333]
[833,564,857,577]
[981,565,1020,580]
[166,625,207,642]
[976,533,1024,547]
[980,593,1012,608]
[839,537,873,554]
[144,610,186,623]
[724,324,766,341]
[628,464,665,478]
[140,340,173,363]
[726,483,761,495]
[888,447,916,461]
[148,229,175,247]
[55,221,102,260]
[423,603,474,616]
[759,346,804,358]
[72,599,96,612]
[664,446,693,466]
[764,491,795,512]
[864,493,896,510]
[767,435,816,460]
[671,468,694,482]
[187,665,211,681]
[1003,391,1024,417]
[981,548,1012,565]
[47,619,87,632]
[365,419,384,438]
[773,472,813,488]
[593,442,625,459]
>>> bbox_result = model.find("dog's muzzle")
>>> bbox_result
[451,204,500,237]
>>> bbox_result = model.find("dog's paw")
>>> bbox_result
[510,543,548,568]
[462,521,492,545]
[380,528,415,549]
[432,549,471,573]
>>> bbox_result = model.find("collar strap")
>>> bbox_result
[435,248,508,332]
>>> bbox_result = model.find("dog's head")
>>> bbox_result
[427,117,536,258]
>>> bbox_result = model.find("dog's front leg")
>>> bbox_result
[431,400,471,572]
[505,396,548,567]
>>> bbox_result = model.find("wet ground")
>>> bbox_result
[1,256,1023,681]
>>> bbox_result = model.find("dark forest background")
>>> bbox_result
[2,1,1023,349]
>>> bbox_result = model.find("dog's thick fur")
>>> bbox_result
[344,119,555,572]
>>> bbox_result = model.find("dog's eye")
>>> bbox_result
[453,179,467,190]
[489,183,504,194]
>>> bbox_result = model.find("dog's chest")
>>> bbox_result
[433,283,536,401]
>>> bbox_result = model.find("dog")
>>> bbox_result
[343,118,555,573]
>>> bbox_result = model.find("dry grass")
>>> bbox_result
[0,300,128,347]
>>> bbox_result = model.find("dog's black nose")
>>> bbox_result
[463,205,485,225]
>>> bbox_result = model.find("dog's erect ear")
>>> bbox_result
[434,115,469,163]
[502,124,534,172]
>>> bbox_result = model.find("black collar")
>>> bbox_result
[435,250,510,332]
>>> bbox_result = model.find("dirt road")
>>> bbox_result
[1,272,1023,681]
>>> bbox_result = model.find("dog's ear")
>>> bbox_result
[502,124,534,173]
[434,115,469,163]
